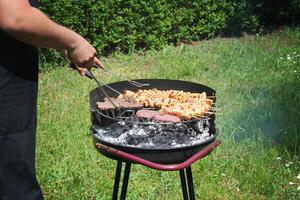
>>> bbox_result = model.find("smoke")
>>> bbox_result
[226,75,300,155]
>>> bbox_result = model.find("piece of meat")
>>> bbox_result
[97,98,143,110]
[121,101,144,109]
[96,101,116,110]
[136,109,159,119]
[153,114,181,123]
[104,97,125,104]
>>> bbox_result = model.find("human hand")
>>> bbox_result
[75,57,104,76]
[66,36,104,76]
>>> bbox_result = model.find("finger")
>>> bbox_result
[74,56,94,70]
[69,63,77,70]
[80,59,93,70]
[77,67,88,76]
[94,57,105,69]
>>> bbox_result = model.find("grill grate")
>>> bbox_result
[95,106,212,126]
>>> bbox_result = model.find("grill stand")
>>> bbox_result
[112,162,131,200]
[96,140,221,200]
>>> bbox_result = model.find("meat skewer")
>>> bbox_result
[117,89,214,120]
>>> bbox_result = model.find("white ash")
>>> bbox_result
[93,119,214,149]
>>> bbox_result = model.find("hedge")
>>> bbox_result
[39,0,300,63]
[225,0,300,34]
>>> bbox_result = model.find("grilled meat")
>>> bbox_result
[153,114,181,123]
[97,98,143,110]
[136,109,159,119]
[118,89,214,120]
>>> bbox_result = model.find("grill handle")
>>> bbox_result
[95,140,221,171]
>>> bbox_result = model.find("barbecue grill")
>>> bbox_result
[89,79,221,200]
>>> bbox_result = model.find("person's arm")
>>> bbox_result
[0,0,104,70]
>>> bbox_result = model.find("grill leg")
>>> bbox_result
[120,163,131,200]
[113,161,123,200]
[186,167,195,200]
[179,170,189,200]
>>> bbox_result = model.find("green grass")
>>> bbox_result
[37,27,300,200]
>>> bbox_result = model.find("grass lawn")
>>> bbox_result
[37,27,300,200]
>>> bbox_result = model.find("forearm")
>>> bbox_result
[1,7,81,51]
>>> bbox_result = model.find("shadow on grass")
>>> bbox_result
[232,75,300,156]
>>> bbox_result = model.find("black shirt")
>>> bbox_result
[0,0,39,85]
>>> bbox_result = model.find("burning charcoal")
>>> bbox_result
[195,121,203,132]
[168,124,185,133]
[142,126,158,137]
[194,119,210,133]
[187,127,197,136]
[177,124,189,133]
[201,132,210,138]
[126,135,147,146]
[123,123,133,131]
[151,133,171,147]
[175,133,190,144]
[107,128,124,138]
[102,122,131,138]
[94,116,215,149]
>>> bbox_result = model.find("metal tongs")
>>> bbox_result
[71,63,149,109]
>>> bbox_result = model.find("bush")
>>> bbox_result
[225,0,300,34]
[39,0,300,64]
[39,0,232,63]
